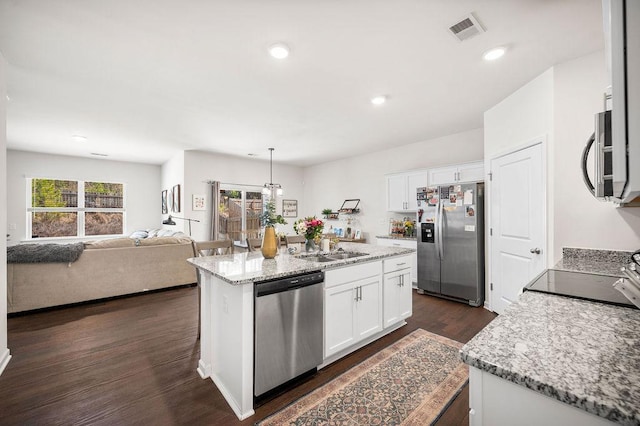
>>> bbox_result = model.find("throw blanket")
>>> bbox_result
[7,242,84,264]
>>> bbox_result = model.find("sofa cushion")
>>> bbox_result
[129,230,149,239]
[138,236,193,246]
[84,238,136,249]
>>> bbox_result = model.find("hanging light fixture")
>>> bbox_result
[262,147,283,197]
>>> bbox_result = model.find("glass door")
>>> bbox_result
[218,186,263,244]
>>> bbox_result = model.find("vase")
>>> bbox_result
[261,227,278,259]
[305,239,316,252]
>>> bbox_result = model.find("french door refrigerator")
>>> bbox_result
[416,182,484,306]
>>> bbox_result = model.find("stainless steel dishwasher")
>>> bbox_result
[254,270,324,402]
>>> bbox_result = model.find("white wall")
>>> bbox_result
[179,150,305,242]
[484,50,640,265]
[6,150,161,244]
[303,128,484,241]
[484,68,554,262]
[1,52,10,375]
[160,150,185,234]
[553,51,640,255]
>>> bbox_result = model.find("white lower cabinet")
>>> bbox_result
[324,262,383,358]
[469,367,615,426]
[376,238,417,285]
[382,255,412,328]
[383,268,412,328]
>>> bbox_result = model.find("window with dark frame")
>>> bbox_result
[28,178,125,238]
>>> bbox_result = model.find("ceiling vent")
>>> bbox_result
[448,13,485,42]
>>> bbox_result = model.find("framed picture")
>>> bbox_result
[282,199,298,217]
[161,190,168,214]
[354,229,362,239]
[172,184,181,213]
[192,194,206,211]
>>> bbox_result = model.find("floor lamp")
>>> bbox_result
[162,215,200,237]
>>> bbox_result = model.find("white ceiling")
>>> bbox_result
[0,0,604,167]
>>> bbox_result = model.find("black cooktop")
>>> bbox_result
[524,269,636,309]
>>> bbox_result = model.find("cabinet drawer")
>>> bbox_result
[383,255,412,273]
[325,261,382,288]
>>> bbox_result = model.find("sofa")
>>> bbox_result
[7,233,197,313]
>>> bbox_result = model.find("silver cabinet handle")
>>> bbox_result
[530,248,541,254]
[396,262,407,266]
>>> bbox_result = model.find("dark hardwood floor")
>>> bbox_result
[1,286,496,425]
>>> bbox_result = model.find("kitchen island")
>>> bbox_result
[461,291,640,425]
[187,242,414,420]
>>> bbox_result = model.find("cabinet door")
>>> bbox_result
[324,282,356,358]
[355,277,382,341]
[429,166,458,185]
[406,172,427,211]
[383,271,402,327]
[383,269,412,328]
[387,174,407,211]
[398,270,413,320]
[458,161,485,183]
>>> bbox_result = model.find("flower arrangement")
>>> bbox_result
[294,216,324,242]
[260,200,287,227]
[404,220,415,236]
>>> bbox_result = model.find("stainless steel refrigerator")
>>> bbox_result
[416,183,484,306]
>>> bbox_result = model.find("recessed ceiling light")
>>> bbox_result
[72,134,88,143]
[371,95,387,106]
[268,43,290,59]
[483,46,506,61]
[5,95,10,102]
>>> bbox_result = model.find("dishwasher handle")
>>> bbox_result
[255,271,324,297]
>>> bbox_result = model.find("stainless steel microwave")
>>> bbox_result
[582,0,640,206]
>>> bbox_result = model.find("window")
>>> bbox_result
[218,187,263,243]
[28,178,125,238]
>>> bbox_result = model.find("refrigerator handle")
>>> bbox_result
[437,198,444,259]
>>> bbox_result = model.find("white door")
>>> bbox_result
[490,143,545,314]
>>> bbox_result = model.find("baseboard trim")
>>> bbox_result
[211,372,255,420]
[0,348,12,376]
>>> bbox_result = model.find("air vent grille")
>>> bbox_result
[449,13,485,42]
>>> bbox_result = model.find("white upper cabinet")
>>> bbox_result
[428,161,485,185]
[386,170,428,212]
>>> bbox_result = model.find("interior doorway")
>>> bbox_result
[489,141,546,314]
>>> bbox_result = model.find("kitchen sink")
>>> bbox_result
[298,255,335,263]
[326,252,368,260]
[296,252,368,262]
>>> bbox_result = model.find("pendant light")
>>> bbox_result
[262,148,283,197]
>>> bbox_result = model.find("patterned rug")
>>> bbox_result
[256,329,467,426]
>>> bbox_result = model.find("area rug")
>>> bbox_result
[256,329,467,426]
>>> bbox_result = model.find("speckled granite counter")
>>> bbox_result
[188,242,413,285]
[554,247,632,277]
[375,235,417,241]
[461,291,640,425]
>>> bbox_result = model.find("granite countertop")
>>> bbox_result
[461,291,640,425]
[375,235,417,241]
[187,242,413,285]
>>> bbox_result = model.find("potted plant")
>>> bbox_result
[259,200,287,259]
[321,208,333,219]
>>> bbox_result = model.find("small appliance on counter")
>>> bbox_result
[614,250,640,309]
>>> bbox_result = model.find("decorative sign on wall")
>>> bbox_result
[282,199,298,217]
[192,194,206,211]
[172,184,181,213]
[161,190,168,214]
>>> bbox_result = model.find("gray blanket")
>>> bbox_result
[7,242,85,264]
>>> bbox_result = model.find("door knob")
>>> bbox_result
[530,248,541,254]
